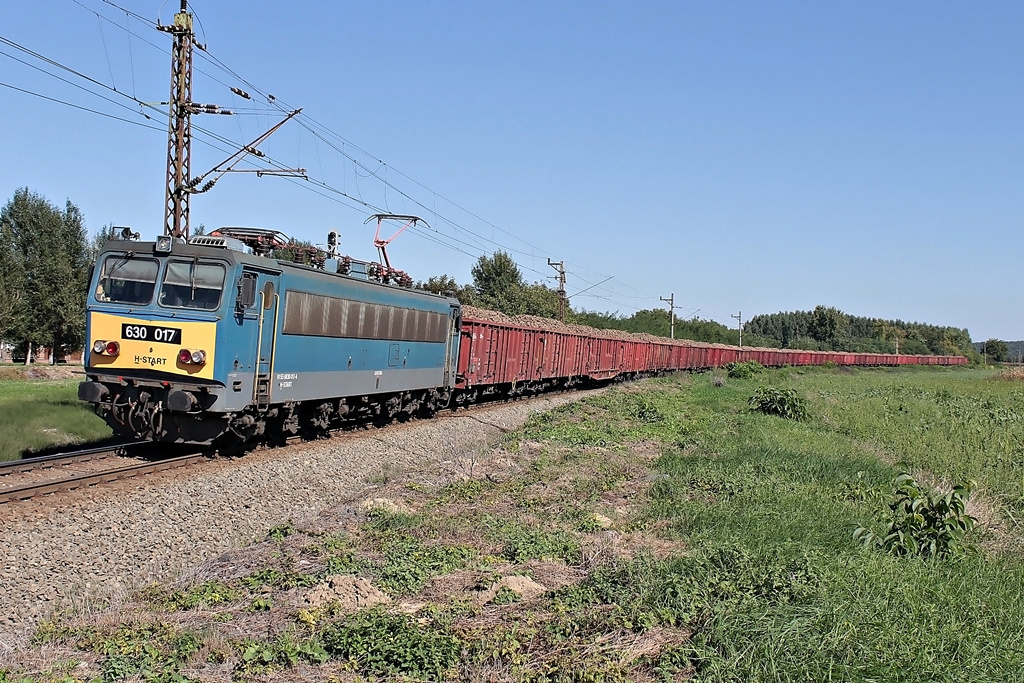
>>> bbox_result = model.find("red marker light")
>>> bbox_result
[105,341,120,356]
[178,348,193,364]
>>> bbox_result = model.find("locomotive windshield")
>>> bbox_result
[159,260,226,311]
[94,256,159,305]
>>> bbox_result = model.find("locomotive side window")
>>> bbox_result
[282,290,447,342]
[95,256,159,305]
[159,260,226,311]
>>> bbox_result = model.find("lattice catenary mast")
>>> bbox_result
[158,1,302,239]
[158,0,196,239]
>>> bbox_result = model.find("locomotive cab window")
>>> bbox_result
[159,260,226,311]
[95,256,159,305]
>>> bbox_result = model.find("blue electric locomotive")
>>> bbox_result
[78,228,461,444]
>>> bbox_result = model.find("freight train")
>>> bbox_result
[77,227,967,445]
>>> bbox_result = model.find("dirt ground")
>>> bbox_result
[0,365,84,381]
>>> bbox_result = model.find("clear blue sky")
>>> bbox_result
[2,1,1021,340]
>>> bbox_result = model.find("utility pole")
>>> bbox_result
[157,0,301,240]
[159,1,197,239]
[660,293,677,339]
[548,259,567,323]
[732,311,743,347]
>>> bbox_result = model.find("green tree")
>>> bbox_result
[984,339,1009,363]
[87,223,119,262]
[518,282,560,319]
[415,274,477,304]
[810,305,845,346]
[0,188,90,360]
[0,214,24,343]
[471,251,523,303]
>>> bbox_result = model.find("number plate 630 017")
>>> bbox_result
[120,323,182,345]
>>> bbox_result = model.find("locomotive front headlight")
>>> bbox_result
[177,348,193,364]
[190,349,206,365]
[93,340,107,354]
[105,341,120,356]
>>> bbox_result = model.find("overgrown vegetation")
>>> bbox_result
[748,386,810,420]
[8,367,1024,682]
[724,360,765,379]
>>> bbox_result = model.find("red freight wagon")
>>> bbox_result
[457,312,969,395]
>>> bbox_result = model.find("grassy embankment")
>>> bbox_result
[7,366,1024,682]
[0,367,112,461]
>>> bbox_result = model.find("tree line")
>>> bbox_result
[744,306,977,357]
[0,187,987,361]
[423,253,980,357]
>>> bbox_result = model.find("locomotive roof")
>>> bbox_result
[95,237,459,306]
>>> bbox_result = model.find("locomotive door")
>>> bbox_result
[442,306,459,388]
[253,273,281,411]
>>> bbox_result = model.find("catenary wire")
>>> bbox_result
[31,3,668,312]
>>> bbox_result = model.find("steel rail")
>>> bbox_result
[0,442,140,475]
[0,452,210,504]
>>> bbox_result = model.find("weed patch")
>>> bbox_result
[376,536,477,595]
[725,360,766,379]
[855,473,977,558]
[320,606,461,679]
[144,580,240,611]
[748,386,810,420]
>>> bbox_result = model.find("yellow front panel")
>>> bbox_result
[88,312,217,380]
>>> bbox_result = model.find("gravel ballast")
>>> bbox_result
[0,391,599,654]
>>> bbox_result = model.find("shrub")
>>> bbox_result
[854,473,977,558]
[748,387,809,420]
[320,607,461,679]
[725,361,766,379]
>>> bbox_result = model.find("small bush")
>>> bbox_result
[625,395,664,423]
[236,633,328,675]
[748,387,809,420]
[854,473,977,558]
[725,361,766,379]
[320,607,461,679]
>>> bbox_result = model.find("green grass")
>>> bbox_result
[14,366,1024,682]
[0,378,112,461]
[628,367,1024,682]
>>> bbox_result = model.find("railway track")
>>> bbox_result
[0,386,598,505]
[0,443,210,504]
